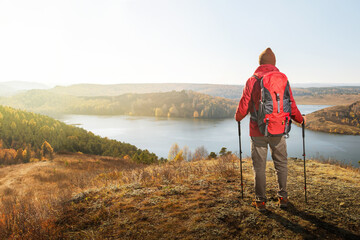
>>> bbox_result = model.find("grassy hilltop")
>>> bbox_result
[0,153,359,239]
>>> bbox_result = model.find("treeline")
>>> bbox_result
[48,83,360,99]
[46,83,360,99]
[292,86,360,96]
[0,105,159,165]
[0,90,237,119]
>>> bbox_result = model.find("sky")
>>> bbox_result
[0,0,359,87]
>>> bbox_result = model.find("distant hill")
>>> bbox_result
[0,105,159,165]
[305,101,360,135]
[0,81,49,96]
[50,83,360,97]
[0,90,238,119]
[49,83,360,104]
[1,84,360,118]
[50,83,243,99]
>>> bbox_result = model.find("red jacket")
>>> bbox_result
[235,64,303,137]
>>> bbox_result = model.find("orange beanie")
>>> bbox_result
[259,48,276,66]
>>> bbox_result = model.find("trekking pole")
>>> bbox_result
[302,115,307,204]
[237,121,244,199]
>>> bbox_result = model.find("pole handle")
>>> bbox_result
[302,115,305,138]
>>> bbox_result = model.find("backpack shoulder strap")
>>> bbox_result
[250,75,264,121]
[252,75,261,81]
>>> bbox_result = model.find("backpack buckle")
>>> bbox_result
[264,118,269,137]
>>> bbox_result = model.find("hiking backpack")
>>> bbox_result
[251,72,292,137]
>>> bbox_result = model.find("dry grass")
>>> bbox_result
[0,153,143,239]
[0,154,359,239]
[59,156,360,240]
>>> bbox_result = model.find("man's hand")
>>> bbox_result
[302,115,306,125]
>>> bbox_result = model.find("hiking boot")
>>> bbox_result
[278,197,289,208]
[252,200,266,212]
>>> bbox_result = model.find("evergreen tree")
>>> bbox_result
[208,152,217,159]
[219,147,231,156]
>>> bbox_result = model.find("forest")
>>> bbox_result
[0,105,159,165]
[0,90,238,119]
[48,83,243,99]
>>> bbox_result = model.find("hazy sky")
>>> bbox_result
[0,0,359,86]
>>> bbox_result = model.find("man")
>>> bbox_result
[235,48,305,211]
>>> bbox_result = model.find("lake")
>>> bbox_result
[61,105,360,167]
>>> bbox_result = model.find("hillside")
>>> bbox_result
[0,90,237,119]
[0,81,49,96]
[0,105,159,165]
[0,154,359,239]
[50,83,243,99]
[305,101,360,135]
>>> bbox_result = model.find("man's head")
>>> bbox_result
[259,48,276,66]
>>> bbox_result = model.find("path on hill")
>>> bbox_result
[0,161,51,197]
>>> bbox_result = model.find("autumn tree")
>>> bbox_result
[193,146,208,161]
[155,108,164,117]
[168,143,180,161]
[168,105,179,118]
[173,150,184,162]
[23,147,32,163]
[182,145,191,161]
[41,141,54,160]
[193,111,199,118]
[15,148,24,163]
